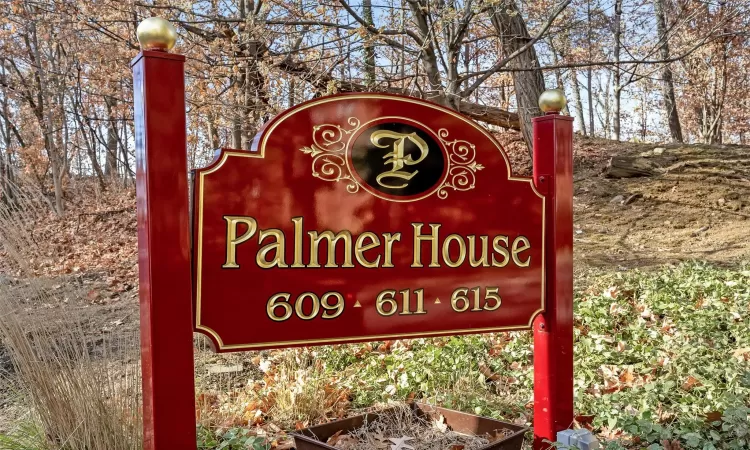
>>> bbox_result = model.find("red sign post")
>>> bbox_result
[132,18,573,450]
[131,47,198,449]
[532,109,575,448]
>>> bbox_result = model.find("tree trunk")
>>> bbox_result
[0,124,7,205]
[490,0,546,155]
[571,69,587,136]
[587,69,594,137]
[0,71,14,204]
[613,86,621,141]
[27,20,64,214]
[362,0,376,87]
[612,0,622,141]
[641,90,647,140]
[119,124,132,183]
[586,0,595,137]
[603,75,611,138]
[231,72,242,149]
[550,46,570,116]
[104,96,118,181]
[407,0,443,97]
[288,78,296,108]
[72,88,106,190]
[653,0,683,143]
[50,150,64,215]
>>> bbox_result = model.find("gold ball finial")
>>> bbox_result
[538,89,567,114]
[137,17,177,52]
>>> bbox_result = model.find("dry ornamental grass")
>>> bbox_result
[0,179,142,450]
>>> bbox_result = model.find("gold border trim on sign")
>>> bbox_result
[193,93,547,352]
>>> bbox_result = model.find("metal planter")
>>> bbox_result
[293,403,528,450]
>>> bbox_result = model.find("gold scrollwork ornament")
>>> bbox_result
[436,128,484,199]
[300,118,362,194]
[299,118,483,200]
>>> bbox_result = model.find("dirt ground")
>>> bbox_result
[501,132,750,270]
[569,138,750,270]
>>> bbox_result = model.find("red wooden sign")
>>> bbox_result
[192,94,546,351]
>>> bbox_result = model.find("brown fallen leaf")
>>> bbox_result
[705,411,722,423]
[355,343,373,357]
[333,435,358,450]
[377,340,393,353]
[326,429,344,445]
[619,367,635,386]
[661,439,683,450]
[575,414,595,430]
[486,429,513,442]
[478,362,500,382]
[273,438,295,449]
[682,375,702,391]
[733,347,750,361]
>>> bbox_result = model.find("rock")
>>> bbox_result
[624,193,642,205]
[653,147,665,155]
[692,226,709,237]
[717,198,725,206]
[605,156,657,178]
[610,195,625,204]
[206,364,244,374]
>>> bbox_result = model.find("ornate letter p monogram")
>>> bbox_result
[371,131,429,189]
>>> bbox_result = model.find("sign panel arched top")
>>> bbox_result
[192,93,546,352]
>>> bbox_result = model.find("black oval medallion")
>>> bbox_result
[350,122,445,197]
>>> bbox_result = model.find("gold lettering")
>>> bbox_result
[222,216,257,268]
[267,293,292,321]
[382,233,401,268]
[442,234,466,268]
[467,235,490,267]
[308,230,354,268]
[256,229,288,268]
[491,235,510,268]
[355,232,381,268]
[512,236,531,267]
[291,217,305,268]
[371,131,430,189]
[295,292,320,320]
[412,223,441,268]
